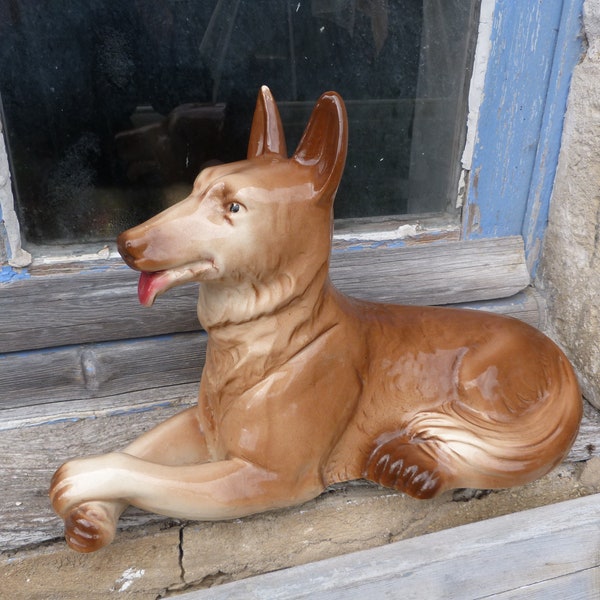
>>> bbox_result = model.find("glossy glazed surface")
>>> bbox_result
[50,86,582,553]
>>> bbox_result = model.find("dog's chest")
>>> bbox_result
[199,356,346,467]
[198,366,294,459]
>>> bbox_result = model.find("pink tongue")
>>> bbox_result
[138,271,162,307]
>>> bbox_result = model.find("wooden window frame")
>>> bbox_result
[0,0,585,416]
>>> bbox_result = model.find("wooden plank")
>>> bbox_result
[452,287,542,327]
[0,382,198,431]
[332,236,529,305]
[0,399,191,549]
[0,289,540,410]
[0,332,205,409]
[0,237,530,352]
[176,493,600,600]
[568,399,600,463]
[491,567,600,600]
[0,388,597,552]
[0,264,200,352]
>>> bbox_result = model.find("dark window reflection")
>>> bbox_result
[0,0,477,244]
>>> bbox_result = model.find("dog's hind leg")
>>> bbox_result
[363,425,453,499]
[51,406,209,552]
[364,389,579,499]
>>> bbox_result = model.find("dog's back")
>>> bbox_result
[320,299,581,497]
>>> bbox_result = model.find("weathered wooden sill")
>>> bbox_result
[1,397,599,599]
[182,492,600,599]
[2,233,598,597]
[1,236,537,412]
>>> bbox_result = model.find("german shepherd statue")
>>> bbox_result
[50,86,582,553]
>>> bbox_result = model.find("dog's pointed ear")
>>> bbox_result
[292,92,348,200]
[247,86,287,159]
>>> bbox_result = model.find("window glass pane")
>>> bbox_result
[0,0,478,244]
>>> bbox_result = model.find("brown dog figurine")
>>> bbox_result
[50,86,582,553]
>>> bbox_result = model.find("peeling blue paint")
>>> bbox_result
[0,265,30,283]
[463,0,585,276]
[522,0,585,277]
[464,0,564,239]
[332,239,408,253]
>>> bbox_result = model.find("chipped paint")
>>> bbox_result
[334,224,419,242]
[463,0,584,263]
[463,1,561,239]
[111,567,146,592]
[466,203,482,236]
[0,265,30,283]
[522,0,586,276]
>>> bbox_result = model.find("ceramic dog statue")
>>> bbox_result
[50,86,582,553]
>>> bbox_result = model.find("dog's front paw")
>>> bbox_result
[50,453,124,517]
[63,502,118,553]
[50,461,79,517]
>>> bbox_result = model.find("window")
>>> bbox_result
[0,0,585,415]
[0,0,478,244]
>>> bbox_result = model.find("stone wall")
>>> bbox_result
[538,0,600,409]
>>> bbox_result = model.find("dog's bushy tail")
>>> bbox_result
[365,350,581,498]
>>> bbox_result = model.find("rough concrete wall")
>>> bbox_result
[538,0,600,409]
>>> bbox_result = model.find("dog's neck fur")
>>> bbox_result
[198,257,331,334]
[197,257,338,375]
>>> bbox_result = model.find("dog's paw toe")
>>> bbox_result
[398,463,442,498]
[63,503,117,553]
[364,432,447,499]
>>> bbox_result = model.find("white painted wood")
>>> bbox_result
[461,0,496,174]
[176,493,600,600]
[0,118,31,268]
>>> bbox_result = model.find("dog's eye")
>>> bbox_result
[229,202,241,213]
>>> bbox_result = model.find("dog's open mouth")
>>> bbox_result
[138,262,216,307]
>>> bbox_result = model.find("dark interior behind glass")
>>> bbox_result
[0,0,478,243]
